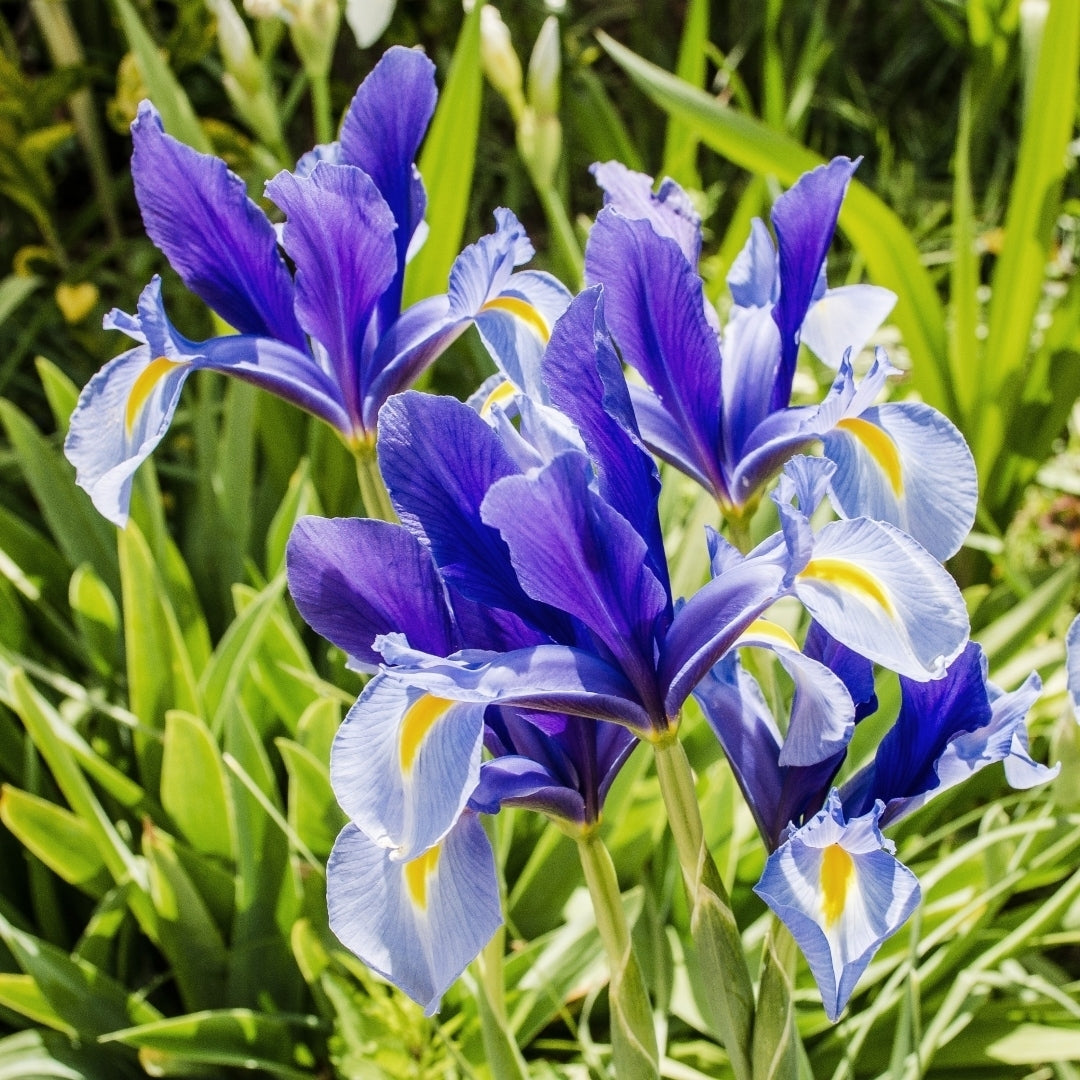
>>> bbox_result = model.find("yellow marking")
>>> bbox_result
[480,379,518,417]
[404,846,440,910]
[799,558,895,615]
[820,844,855,928]
[399,695,453,773]
[836,417,904,497]
[740,618,800,652]
[126,356,185,434]
[480,296,550,342]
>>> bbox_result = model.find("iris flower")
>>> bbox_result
[695,565,1056,1020]
[286,289,971,1011]
[65,46,570,526]
[585,158,977,560]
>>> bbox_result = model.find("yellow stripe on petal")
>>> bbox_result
[740,618,800,652]
[126,356,186,435]
[404,845,440,910]
[820,843,854,927]
[798,558,895,616]
[399,695,453,773]
[479,295,550,342]
[836,417,904,497]
[480,379,518,417]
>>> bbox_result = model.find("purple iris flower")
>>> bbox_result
[585,159,977,561]
[65,46,570,526]
[285,290,972,1012]
[697,604,1057,1020]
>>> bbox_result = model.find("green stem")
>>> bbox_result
[535,183,583,289]
[576,832,660,1080]
[652,734,755,1080]
[310,70,333,145]
[353,443,396,522]
[752,916,801,1080]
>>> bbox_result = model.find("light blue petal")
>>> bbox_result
[727,218,777,309]
[800,284,896,369]
[794,516,968,679]
[754,792,921,1022]
[327,813,501,1015]
[330,674,485,860]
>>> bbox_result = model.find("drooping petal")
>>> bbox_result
[737,620,856,768]
[481,451,669,717]
[542,288,668,595]
[591,160,702,267]
[339,45,437,324]
[130,102,305,349]
[1068,614,1080,722]
[585,209,727,498]
[769,157,859,412]
[375,635,653,734]
[800,284,896,369]
[793,516,968,680]
[266,162,398,432]
[286,516,456,669]
[821,400,976,561]
[327,813,500,1016]
[468,755,587,823]
[331,675,485,859]
[754,792,920,1022]
[804,620,878,720]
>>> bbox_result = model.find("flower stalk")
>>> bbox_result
[353,442,396,522]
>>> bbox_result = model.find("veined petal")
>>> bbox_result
[769,157,859,412]
[585,209,726,497]
[737,621,855,767]
[793,517,968,680]
[591,160,703,267]
[800,284,896,369]
[286,516,456,669]
[805,621,878,720]
[130,102,304,349]
[266,162,397,431]
[376,635,653,733]
[721,304,785,465]
[331,675,485,859]
[481,451,669,715]
[727,218,778,309]
[327,813,500,1015]
[339,46,437,323]
[629,384,717,493]
[822,401,976,561]
[542,288,668,596]
[754,792,920,1022]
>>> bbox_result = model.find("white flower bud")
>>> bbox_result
[526,15,560,119]
[480,6,525,119]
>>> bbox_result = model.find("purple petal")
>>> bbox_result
[469,756,587,822]
[286,516,456,669]
[130,102,305,349]
[266,162,397,433]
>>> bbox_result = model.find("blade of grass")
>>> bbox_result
[661,0,709,190]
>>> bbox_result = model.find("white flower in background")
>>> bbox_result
[346,0,397,48]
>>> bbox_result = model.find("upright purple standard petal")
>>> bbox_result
[769,157,858,411]
[130,102,305,350]
[339,46,437,326]
[266,163,398,434]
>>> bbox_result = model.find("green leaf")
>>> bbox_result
[0,274,42,328]
[276,738,346,861]
[0,973,73,1034]
[0,910,161,1038]
[143,825,229,1012]
[0,399,119,593]
[402,0,482,307]
[118,522,200,789]
[109,0,210,152]
[750,921,799,1080]
[160,710,235,861]
[977,0,1080,468]
[265,460,318,578]
[0,1028,138,1080]
[69,564,120,676]
[100,1009,323,1079]
[0,784,111,896]
[34,356,80,436]
[661,0,709,190]
[595,31,954,415]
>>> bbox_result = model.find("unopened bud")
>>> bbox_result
[345,0,396,47]
[291,0,341,77]
[517,107,561,189]
[206,0,263,95]
[527,16,560,119]
[480,6,525,120]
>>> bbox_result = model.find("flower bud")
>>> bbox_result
[527,15,560,119]
[480,6,525,120]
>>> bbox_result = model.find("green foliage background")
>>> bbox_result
[0,0,1077,1076]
